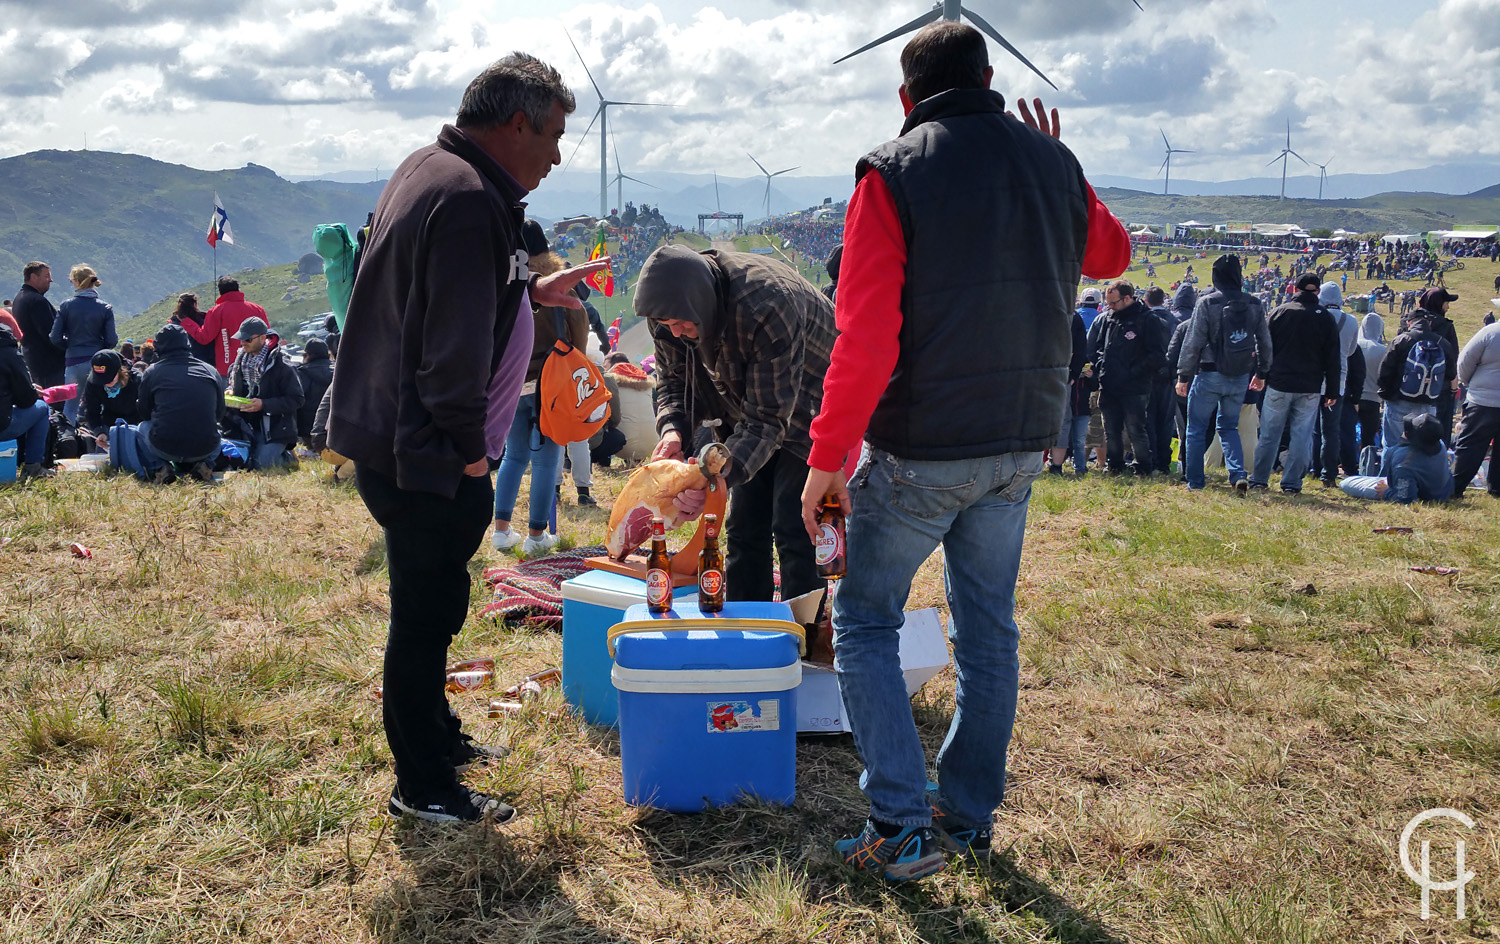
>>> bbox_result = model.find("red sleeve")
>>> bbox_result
[807,170,905,472]
[1081,181,1130,280]
[0,310,20,341]
[180,304,220,343]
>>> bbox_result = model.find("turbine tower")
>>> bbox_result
[748,153,799,218]
[1313,156,1333,200]
[1158,129,1193,196]
[834,0,1143,88]
[610,142,657,215]
[1266,119,1308,201]
[564,30,669,220]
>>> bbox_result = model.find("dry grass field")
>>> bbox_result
[1,254,1497,944]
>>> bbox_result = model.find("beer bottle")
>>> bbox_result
[646,516,672,613]
[814,495,847,580]
[698,513,725,613]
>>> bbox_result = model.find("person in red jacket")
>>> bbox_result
[798,22,1129,883]
[179,276,266,376]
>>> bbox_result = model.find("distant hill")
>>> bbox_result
[0,150,376,316]
[116,262,333,346]
[1094,189,1500,234]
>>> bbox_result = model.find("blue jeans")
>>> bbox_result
[1339,475,1391,501]
[1382,400,1436,457]
[1252,389,1319,490]
[493,393,562,532]
[1184,372,1250,488]
[135,420,220,473]
[62,361,92,424]
[0,401,51,465]
[834,448,1042,829]
[1056,412,1089,474]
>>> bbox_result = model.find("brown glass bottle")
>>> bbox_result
[646,516,672,613]
[814,495,847,579]
[697,513,725,613]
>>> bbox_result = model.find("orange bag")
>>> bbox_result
[539,307,612,444]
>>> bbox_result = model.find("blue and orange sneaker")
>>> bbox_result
[927,789,992,861]
[834,820,947,881]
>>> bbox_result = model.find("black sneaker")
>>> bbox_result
[1234,479,1249,495]
[576,490,599,507]
[928,788,993,861]
[1248,482,1269,491]
[453,733,511,773]
[150,464,176,485]
[387,783,517,825]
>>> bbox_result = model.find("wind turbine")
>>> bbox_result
[563,29,669,220]
[1313,156,1333,200]
[834,0,1142,89]
[1158,129,1193,196]
[610,142,657,215]
[1266,119,1308,201]
[748,153,799,218]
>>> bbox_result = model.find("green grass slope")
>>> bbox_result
[116,263,333,344]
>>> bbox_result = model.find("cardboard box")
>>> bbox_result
[784,589,950,735]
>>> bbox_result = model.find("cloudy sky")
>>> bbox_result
[1,0,1494,185]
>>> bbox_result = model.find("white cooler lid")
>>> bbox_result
[562,568,697,609]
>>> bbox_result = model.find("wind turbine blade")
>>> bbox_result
[1158,155,1170,174]
[561,105,603,173]
[772,166,799,177]
[1131,0,1144,9]
[613,139,621,176]
[1175,149,1196,154]
[1266,154,1284,167]
[604,101,671,107]
[1288,150,1309,165]
[622,174,659,189]
[1161,128,1171,150]
[834,7,942,64]
[747,152,772,177]
[963,7,1058,90]
[564,29,605,101]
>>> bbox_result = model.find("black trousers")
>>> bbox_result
[356,465,493,799]
[1358,399,1383,451]
[1147,380,1176,476]
[1452,402,1500,496]
[726,447,820,604]
[1101,392,1154,473]
[1313,398,1343,481]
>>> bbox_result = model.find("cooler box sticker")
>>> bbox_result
[708,699,780,732]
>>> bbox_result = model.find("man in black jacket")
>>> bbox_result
[1378,310,1456,454]
[137,323,225,483]
[11,262,63,387]
[226,318,304,469]
[1415,287,1462,443]
[294,337,333,450]
[1088,279,1169,474]
[327,54,605,826]
[1249,273,1341,492]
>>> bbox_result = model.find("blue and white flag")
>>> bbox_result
[206,192,234,247]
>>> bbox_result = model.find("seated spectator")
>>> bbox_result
[601,352,658,464]
[224,318,304,469]
[138,339,157,367]
[1340,412,1453,503]
[80,350,144,450]
[136,323,225,483]
[0,323,53,480]
[294,337,333,450]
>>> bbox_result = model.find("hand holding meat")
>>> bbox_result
[605,443,729,560]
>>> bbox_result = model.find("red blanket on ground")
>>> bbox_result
[481,545,607,629]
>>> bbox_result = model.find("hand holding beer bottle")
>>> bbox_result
[814,494,846,580]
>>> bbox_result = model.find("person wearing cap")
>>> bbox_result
[1378,298,1457,455]
[1248,272,1342,493]
[294,336,334,451]
[179,276,268,377]
[635,241,835,604]
[1339,412,1453,503]
[1075,286,1107,469]
[1452,312,1500,498]
[225,316,303,469]
[79,349,144,449]
[1416,287,1462,443]
[135,323,225,483]
[49,264,117,424]
[490,221,589,556]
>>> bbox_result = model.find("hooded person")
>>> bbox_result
[1170,282,1198,326]
[1310,281,1362,484]
[0,323,53,480]
[1417,287,1461,444]
[225,316,304,469]
[80,348,144,447]
[1356,312,1388,451]
[822,244,843,303]
[295,336,334,449]
[1340,411,1454,503]
[135,322,226,482]
[635,243,836,603]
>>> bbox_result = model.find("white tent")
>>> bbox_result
[1432,229,1496,239]
[1383,234,1423,244]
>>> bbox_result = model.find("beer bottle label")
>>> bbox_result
[646,569,671,606]
[814,523,844,566]
[700,568,723,597]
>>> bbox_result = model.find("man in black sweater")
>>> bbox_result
[11,262,63,387]
[1248,273,1342,492]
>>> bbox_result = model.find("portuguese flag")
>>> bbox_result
[586,226,614,297]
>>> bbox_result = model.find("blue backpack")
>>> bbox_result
[108,419,150,479]
[1399,333,1446,400]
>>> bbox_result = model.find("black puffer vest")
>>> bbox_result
[857,88,1090,460]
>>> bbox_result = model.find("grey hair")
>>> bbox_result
[457,53,576,132]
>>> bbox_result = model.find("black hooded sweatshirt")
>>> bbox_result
[1263,290,1341,396]
[138,323,226,460]
[80,352,145,435]
[0,324,40,432]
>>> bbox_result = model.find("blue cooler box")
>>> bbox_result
[0,440,16,483]
[560,569,696,726]
[610,601,804,812]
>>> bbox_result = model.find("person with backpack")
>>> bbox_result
[1378,305,1457,458]
[1414,287,1462,444]
[491,222,589,556]
[135,323,225,483]
[49,264,117,424]
[1248,273,1342,493]
[1087,279,1169,475]
[1175,254,1271,491]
